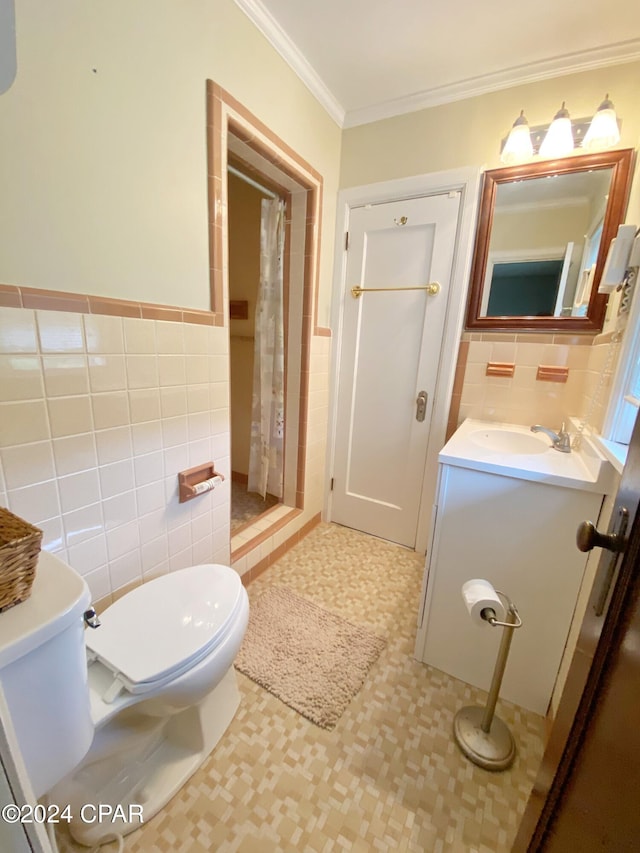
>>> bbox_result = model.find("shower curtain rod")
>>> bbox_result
[227,164,277,199]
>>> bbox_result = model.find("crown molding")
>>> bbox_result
[233,2,640,132]
[233,0,345,127]
[343,40,640,128]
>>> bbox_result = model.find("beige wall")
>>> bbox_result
[0,0,341,323]
[0,1,338,601]
[341,62,640,187]
[341,61,640,434]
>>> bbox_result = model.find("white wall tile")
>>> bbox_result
[186,384,209,413]
[108,550,143,591]
[0,355,44,401]
[160,387,188,418]
[136,481,165,516]
[53,432,98,477]
[133,450,164,487]
[88,355,127,392]
[68,534,108,576]
[42,355,89,397]
[84,565,112,601]
[168,523,191,557]
[128,388,161,424]
[106,520,140,561]
[185,355,209,385]
[0,308,38,353]
[158,355,186,387]
[103,491,137,531]
[99,460,135,499]
[58,469,101,513]
[92,392,130,430]
[2,441,55,489]
[126,355,158,389]
[156,321,184,354]
[95,426,133,465]
[123,317,156,354]
[0,308,328,600]
[163,444,190,476]
[63,503,104,548]
[38,516,65,552]
[37,311,85,353]
[8,480,60,524]
[161,416,188,448]
[84,314,124,355]
[141,535,169,573]
[184,324,209,355]
[131,421,162,455]
[48,396,93,438]
[0,400,50,446]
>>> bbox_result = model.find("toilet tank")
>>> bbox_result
[0,550,94,798]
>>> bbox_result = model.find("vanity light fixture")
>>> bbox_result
[500,95,623,162]
[583,94,621,151]
[500,110,533,164]
[539,102,574,158]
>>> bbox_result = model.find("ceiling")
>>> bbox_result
[234,0,640,128]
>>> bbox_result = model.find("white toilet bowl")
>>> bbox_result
[53,562,249,846]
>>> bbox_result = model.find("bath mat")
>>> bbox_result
[234,586,386,729]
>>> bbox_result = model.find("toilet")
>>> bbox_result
[0,550,248,847]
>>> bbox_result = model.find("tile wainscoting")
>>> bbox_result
[447,331,614,438]
[0,304,331,610]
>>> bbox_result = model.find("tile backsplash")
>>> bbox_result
[0,306,231,605]
[451,332,597,433]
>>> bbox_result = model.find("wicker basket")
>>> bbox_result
[0,508,43,612]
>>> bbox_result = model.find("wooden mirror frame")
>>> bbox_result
[465,148,635,332]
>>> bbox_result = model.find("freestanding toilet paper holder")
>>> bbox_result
[453,590,522,771]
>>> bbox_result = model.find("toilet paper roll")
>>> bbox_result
[461,578,505,626]
[191,475,223,496]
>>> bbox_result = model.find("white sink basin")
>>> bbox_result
[469,427,549,455]
[439,419,616,493]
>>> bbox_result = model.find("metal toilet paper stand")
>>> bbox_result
[453,590,522,771]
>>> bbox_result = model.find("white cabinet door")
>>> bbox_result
[417,464,602,716]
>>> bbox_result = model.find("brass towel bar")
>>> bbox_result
[351,282,440,299]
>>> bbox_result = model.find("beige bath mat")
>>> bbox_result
[235,586,386,729]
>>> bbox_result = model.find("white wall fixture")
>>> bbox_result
[583,94,622,150]
[500,95,622,163]
[539,102,575,158]
[500,110,534,164]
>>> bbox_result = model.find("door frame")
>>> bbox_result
[325,167,481,552]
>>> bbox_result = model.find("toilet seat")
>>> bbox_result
[85,564,244,702]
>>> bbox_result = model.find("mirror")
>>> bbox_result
[465,148,635,332]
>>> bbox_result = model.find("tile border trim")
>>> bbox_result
[0,283,332,338]
[238,511,322,586]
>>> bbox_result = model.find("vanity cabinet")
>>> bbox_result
[414,420,612,716]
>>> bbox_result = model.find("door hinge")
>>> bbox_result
[345,231,349,251]
[330,477,334,491]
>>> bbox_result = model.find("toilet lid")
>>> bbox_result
[85,564,243,688]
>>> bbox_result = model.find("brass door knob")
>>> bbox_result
[576,521,623,553]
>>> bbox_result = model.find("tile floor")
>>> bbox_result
[230,482,280,534]
[57,523,545,852]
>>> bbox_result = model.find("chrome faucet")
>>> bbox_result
[530,422,571,453]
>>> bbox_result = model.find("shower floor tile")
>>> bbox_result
[230,480,280,534]
[55,522,545,852]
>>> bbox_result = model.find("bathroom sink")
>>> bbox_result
[469,427,548,455]
[438,419,617,494]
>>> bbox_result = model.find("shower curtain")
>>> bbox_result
[248,197,285,500]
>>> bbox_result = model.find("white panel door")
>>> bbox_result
[331,192,460,547]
